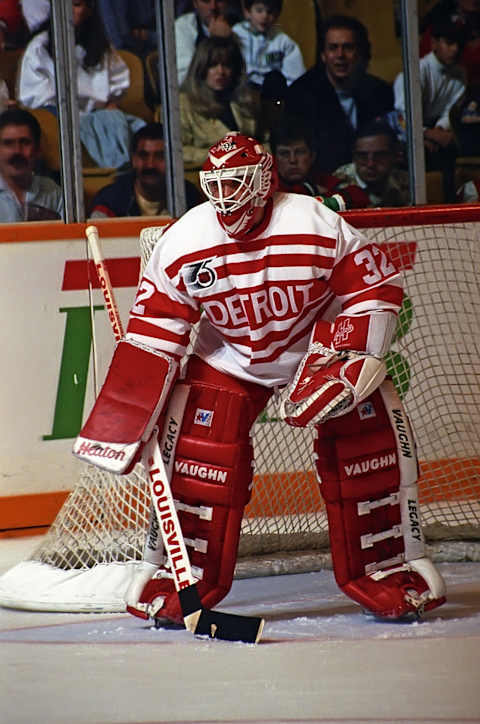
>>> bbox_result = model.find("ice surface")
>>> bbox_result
[1,537,480,724]
[0,539,478,644]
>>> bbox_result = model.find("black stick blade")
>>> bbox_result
[178,583,264,643]
[178,583,203,617]
[194,608,265,643]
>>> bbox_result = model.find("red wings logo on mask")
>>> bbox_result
[217,139,237,152]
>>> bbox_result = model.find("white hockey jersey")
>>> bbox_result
[126,193,403,387]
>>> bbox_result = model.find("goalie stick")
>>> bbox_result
[85,225,124,342]
[86,225,166,572]
[85,224,265,643]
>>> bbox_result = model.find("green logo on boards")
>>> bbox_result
[385,294,413,399]
[43,306,103,440]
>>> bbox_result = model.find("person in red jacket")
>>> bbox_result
[270,114,370,210]
[0,0,26,50]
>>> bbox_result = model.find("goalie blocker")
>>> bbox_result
[73,338,178,474]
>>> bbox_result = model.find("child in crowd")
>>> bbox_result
[233,0,305,91]
[394,19,465,147]
[392,19,465,200]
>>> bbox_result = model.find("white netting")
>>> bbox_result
[1,207,479,612]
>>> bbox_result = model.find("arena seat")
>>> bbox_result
[278,0,318,70]
[117,49,154,122]
[83,167,117,213]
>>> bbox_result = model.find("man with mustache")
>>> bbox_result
[0,108,63,222]
[89,123,201,218]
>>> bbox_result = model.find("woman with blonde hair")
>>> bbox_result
[180,35,261,170]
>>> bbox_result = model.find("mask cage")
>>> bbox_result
[200,164,263,214]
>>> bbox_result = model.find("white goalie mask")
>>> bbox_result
[200,133,277,239]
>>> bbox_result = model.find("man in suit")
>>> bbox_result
[285,15,394,173]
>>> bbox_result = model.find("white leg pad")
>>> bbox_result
[125,560,162,616]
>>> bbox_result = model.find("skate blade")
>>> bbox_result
[362,608,423,623]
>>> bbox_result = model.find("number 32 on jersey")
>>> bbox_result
[354,245,397,285]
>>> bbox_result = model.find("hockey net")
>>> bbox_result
[1,204,479,612]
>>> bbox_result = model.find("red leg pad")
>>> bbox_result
[315,380,446,618]
[134,356,272,623]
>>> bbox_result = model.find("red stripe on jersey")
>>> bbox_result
[135,277,200,324]
[341,283,403,313]
[198,276,328,303]
[221,252,335,278]
[219,300,327,355]
[258,323,316,365]
[175,253,333,293]
[165,233,336,280]
[329,243,399,297]
[126,318,190,349]
[217,287,328,343]
[165,241,240,280]
[230,233,337,255]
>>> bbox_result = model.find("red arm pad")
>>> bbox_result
[332,311,398,357]
[73,340,178,473]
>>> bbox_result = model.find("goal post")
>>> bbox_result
[1,204,479,612]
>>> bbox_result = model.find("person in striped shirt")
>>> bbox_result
[75,132,446,627]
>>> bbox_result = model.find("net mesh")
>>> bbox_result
[1,208,479,612]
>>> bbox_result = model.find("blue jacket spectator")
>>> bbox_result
[97,0,157,56]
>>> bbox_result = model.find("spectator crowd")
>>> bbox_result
[0,0,479,223]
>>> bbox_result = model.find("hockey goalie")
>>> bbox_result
[74,132,446,625]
